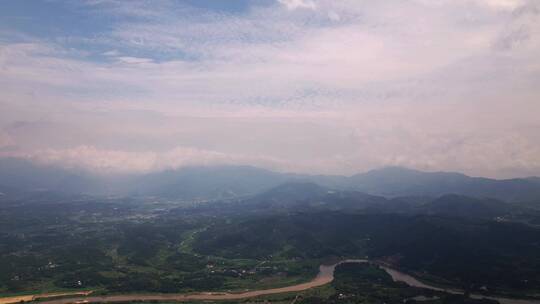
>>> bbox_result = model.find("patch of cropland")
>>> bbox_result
[1,183,540,300]
[195,212,540,295]
[0,198,206,294]
[0,196,321,295]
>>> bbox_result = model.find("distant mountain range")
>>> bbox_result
[205,181,521,221]
[1,158,540,202]
[346,167,540,202]
[248,182,511,215]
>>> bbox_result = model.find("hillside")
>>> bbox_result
[1,158,540,202]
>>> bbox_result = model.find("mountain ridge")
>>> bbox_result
[1,158,539,202]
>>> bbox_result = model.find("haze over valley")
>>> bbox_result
[2,1,540,304]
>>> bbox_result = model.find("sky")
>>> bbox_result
[1,0,539,178]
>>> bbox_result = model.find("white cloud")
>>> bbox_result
[327,11,340,21]
[0,145,289,174]
[102,50,120,56]
[1,0,539,177]
[0,131,14,149]
[115,56,154,64]
[278,0,317,11]
[480,0,525,10]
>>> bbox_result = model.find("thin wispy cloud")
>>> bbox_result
[0,0,539,177]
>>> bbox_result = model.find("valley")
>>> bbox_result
[4,1,540,303]
[2,168,540,303]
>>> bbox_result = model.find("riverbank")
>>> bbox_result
[5,259,540,304]
[2,260,366,304]
[378,264,540,304]
[0,291,93,304]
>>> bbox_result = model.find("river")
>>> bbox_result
[380,265,540,304]
[24,259,540,304]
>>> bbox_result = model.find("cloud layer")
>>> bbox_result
[1,0,539,177]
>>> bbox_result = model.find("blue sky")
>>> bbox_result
[1,0,540,177]
[0,0,276,62]
[0,1,266,37]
